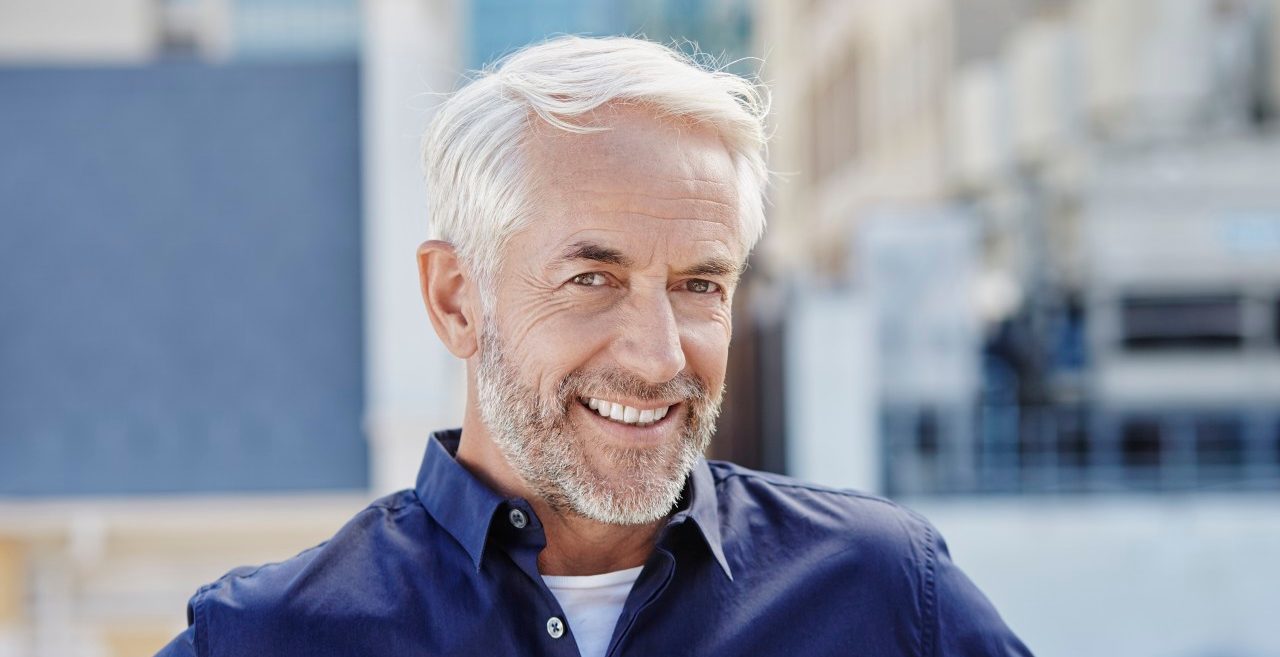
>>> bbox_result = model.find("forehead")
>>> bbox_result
[520,106,743,262]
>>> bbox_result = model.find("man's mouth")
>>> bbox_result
[578,397,675,428]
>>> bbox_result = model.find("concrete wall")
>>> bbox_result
[917,497,1280,657]
[0,495,367,657]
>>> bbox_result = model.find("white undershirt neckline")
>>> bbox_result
[542,565,644,657]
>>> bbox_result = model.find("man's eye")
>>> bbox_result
[572,272,607,287]
[685,279,721,294]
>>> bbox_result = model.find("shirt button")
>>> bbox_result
[508,508,528,529]
[546,616,565,639]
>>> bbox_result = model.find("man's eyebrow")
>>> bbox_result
[676,256,746,279]
[553,241,634,268]
[553,241,745,279]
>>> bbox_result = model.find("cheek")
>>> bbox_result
[678,316,732,385]
[504,302,618,394]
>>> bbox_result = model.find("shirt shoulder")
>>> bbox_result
[183,490,429,656]
[706,459,935,555]
[705,461,1033,657]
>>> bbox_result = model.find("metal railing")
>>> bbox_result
[883,404,1280,495]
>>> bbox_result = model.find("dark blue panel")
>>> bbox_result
[0,61,366,495]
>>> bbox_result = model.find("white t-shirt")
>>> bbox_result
[542,565,644,657]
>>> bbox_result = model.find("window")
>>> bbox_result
[1121,418,1163,469]
[1195,416,1246,469]
[1121,294,1244,350]
[1274,296,1280,345]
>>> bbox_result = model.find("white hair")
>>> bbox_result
[421,35,770,296]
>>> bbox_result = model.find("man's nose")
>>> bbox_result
[612,285,687,385]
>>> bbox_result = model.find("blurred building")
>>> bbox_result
[0,0,457,654]
[759,1,1280,656]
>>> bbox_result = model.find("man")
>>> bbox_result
[157,36,1032,657]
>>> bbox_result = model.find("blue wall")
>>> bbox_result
[468,0,627,68]
[0,61,367,495]
[465,0,755,78]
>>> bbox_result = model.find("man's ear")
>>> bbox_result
[417,240,479,359]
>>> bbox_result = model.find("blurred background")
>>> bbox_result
[2,0,1279,655]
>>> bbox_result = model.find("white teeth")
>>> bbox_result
[585,398,673,427]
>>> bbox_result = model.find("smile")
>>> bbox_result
[580,397,673,428]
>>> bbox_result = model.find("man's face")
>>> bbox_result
[474,106,744,525]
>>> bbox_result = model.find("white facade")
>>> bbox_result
[1082,138,1280,408]
[361,0,466,496]
[0,0,160,62]
[0,0,362,63]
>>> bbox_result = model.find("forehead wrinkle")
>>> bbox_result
[559,169,737,191]
[686,237,740,260]
[538,174,738,225]
[687,237,737,251]
[576,195,739,226]
[574,189,737,212]
[563,171,738,195]
[550,164,738,200]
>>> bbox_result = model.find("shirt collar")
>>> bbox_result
[415,428,732,580]
[415,429,506,572]
[675,457,734,580]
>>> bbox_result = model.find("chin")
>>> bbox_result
[559,441,692,525]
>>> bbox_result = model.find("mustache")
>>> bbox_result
[554,368,709,409]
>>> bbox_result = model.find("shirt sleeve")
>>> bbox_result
[919,516,1035,657]
[153,626,197,657]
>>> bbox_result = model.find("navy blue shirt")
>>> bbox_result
[156,429,1032,656]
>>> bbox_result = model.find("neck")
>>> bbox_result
[530,502,663,576]
[456,399,665,576]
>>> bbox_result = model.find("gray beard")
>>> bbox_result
[474,317,720,525]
